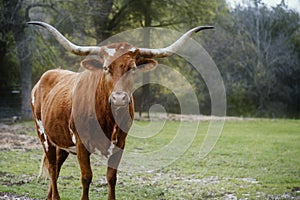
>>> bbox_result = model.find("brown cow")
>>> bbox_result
[29,21,213,200]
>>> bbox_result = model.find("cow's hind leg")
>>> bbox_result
[34,119,61,199]
[56,148,69,177]
[42,147,69,200]
[44,143,61,200]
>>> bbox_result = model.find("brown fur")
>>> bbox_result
[31,43,157,200]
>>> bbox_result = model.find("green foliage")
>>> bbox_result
[204,2,300,117]
[226,82,256,116]
[1,0,299,118]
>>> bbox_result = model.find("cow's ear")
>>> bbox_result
[81,58,103,71]
[136,58,157,72]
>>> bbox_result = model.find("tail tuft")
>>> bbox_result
[37,153,49,182]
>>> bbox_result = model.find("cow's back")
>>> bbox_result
[32,69,77,147]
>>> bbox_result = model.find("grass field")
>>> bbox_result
[0,119,299,199]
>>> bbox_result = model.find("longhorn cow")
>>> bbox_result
[29,21,213,200]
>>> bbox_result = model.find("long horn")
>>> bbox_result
[27,21,101,56]
[139,26,214,58]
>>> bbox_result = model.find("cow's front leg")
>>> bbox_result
[107,148,123,200]
[106,167,117,200]
[77,142,92,200]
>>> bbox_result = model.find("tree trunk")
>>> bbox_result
[139,0,152,117]
[14,30,32,120]
[8,0,33,120]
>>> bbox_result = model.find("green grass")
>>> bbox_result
[0,119,299,199]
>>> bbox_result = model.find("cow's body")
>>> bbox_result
[29,21,213,200]
[32,43,138,200]
[32,69,76,149]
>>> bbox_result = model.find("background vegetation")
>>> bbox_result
[0,0,299,119]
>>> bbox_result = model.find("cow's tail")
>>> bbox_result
[37,153,49,182]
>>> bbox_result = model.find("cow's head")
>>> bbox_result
[79,42,158,107]
[28,21,213,108]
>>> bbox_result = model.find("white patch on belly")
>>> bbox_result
[43,134,49,152]
[107,143,115,157]
[36,120,50,152]
[36,120,45,135]
[105,47,116,57]
[72,134,76,144]
[31,92,35,105]
[94,142,116,161]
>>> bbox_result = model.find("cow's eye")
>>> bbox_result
[103,66,110,73]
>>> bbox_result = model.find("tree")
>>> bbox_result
[0,0,229,119]
[0,0,68,119]
[204,0,300,117]
[0,0,33,119]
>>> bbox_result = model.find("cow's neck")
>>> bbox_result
[95,73,134,140]
[71,70,134,154]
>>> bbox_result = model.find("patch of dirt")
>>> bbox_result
[134,112,253,122]
[0,132,41,151]
[0,172,35,187]
[266,193,300,200]
[0,192,39,200]
[0,123,41,151]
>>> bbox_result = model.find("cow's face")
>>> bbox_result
[81,42,157,107]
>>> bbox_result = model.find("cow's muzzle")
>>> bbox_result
[109,91,131,107]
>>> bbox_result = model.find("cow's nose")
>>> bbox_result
[109,91,130,107]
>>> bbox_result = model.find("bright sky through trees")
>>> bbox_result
[226,0,300,12]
